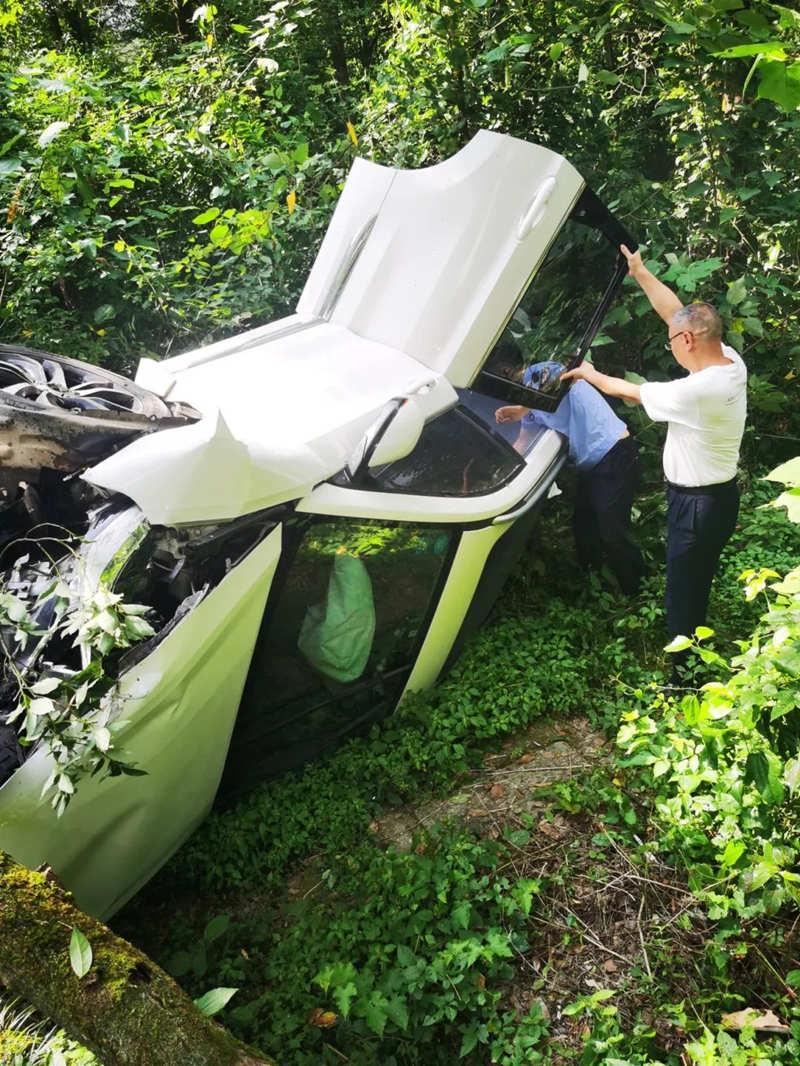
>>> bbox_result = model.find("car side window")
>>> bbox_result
[227,519,454,785]
[483,217,620,409]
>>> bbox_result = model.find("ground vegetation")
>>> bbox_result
[1,1,800,1064]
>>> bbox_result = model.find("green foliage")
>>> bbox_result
[617,463,800,921]
[0,574,155,813]
[227,826,552,1064]
[175,596,610,894]
[0,996,99,1066]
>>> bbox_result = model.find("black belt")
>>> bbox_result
[666,477,738,497]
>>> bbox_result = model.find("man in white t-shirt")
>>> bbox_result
[562,245,747,643]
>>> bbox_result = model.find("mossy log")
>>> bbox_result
[0,851,276,1066]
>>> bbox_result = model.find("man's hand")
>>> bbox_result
[619,242,683,323]
[560,361,599,385]
[620,243,645,280]
[562,361,641,404]
[495,405,529,424]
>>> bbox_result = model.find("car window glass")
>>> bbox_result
[455,386,549,458]
[334,406,524,497]
[483,218,620,410]
[227,519,453,787]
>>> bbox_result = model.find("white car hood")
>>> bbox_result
[85,321,457,524]
[85,131,584,525]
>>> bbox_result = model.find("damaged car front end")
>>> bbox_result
[0,344,283,915]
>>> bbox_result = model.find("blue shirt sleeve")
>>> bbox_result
[524,381,627,470]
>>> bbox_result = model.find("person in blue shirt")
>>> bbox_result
[495,360,646,596]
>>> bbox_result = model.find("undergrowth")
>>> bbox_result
[113,474,800,1065]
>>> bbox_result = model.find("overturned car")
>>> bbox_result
[0,131,636,916]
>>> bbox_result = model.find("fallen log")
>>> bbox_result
[0,850,275,1066]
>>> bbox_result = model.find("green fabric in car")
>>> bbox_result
[297,552,376,682]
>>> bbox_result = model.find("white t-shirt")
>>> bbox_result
[639,344,747,486]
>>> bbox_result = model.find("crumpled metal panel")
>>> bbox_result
[0,526,282,918]
[84,324,458,526]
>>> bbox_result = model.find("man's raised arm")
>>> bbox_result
[621,244,683,324]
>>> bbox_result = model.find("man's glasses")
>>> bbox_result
[664,328,708,351]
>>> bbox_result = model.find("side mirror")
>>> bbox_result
[345,395,426,484]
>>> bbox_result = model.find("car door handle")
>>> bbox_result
[516,176,557,241]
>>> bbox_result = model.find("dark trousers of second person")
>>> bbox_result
[665,478,740,638]
[573,436,646,596]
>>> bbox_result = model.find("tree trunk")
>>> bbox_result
[0,851,276,1066]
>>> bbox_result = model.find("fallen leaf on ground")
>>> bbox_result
[308,1009,338,1028]
[489,783,505,799]
[721,1008,789,1033]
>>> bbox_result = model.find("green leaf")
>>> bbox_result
[209,223,230,246]
[204,914,231,943]
[664,635,692,653]
[712,41,787,59]
[694,626,714,641]
[772,4,800,30]
[460,1028,479,1057]
[742,316,763,337]
[363,993,389,1036]
[451,901,471,929]
[332,981,358,1019]
[192,207,221,225]
[384,995,409,1031]
[726,277,747,306]
[193,987,238,1017]
[775,644,800,677]
[69,928,92,979]
[396,944,415,966]
[549,42,564,61]
[784,758,800,794]
[756,60,800,112]
[745,751,785,805]
[38,120,70,147]
[665,20,697,34]
[720,840,746,867]
[506,828,531,847]
[0,158,23,176]
[93,303,116,324]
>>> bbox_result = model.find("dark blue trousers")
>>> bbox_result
[665,479,739,638]
[573,436,645,596]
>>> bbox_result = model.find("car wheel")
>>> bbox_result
[0,342,172,421]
